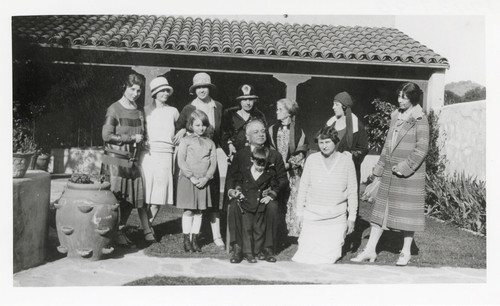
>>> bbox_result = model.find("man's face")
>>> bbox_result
[246,121,266,146]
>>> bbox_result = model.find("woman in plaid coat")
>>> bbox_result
[351,82,429,266]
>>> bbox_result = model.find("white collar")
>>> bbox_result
[326,114,359,133]
[192,98,216,108]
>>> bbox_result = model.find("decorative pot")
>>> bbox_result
[13,152,35,178]
[54,181,119,260]
[35,153,51,171]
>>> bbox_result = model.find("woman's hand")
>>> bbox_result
[189,177,200,185]
[135,134,144,143]
[172,130,185,145]
[228,143,237,155]
[392,166,403,176]
[195,177,209,189]
[346,220,355,235]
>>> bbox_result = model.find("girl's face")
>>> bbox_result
[124,84,142,102]
[318,138,336,157]
[240,99,255,112]
[332,101,345,118]
[276,102,290,121]
[398,92,412,111]
[195,86,210,101]
[155,89,170,103]
[192,118,207,136]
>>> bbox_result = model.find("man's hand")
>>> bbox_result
[259,196,272,204]
[228,189,243,199]
[346,220,355,235]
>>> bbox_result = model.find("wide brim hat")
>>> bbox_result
[189,72,216,94]
[236,84,259,100]
[150,77,174,96]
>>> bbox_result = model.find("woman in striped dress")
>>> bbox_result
[351,82,429,266]
[101,73,153,244]
[292,125,357,264]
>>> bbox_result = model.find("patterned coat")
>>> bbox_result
[370,105,429,232]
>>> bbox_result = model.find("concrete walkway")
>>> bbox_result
[17,176,482,287]
[13,248,485,286]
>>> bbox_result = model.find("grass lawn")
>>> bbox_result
[124,275,312,286]
[45,186,486,269]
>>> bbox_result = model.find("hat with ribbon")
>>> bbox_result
[189,72,216,94]
[150,77,174,97]
[236,84,259,100]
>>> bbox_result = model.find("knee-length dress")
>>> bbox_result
[292,152,358,264]
[101,101,145,208]
[176,134,217,210]
[141,103,179,205]
[370,105,429,232]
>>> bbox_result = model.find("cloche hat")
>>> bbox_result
[150,77,174,96]
[236,84,259,100]
[189,72,216,94]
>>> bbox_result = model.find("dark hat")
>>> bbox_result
[236,84,259,100]
[334,91,354,108]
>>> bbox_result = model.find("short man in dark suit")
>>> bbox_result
[226,119,288,263]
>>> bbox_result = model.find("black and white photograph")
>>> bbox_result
[5,0,499,305]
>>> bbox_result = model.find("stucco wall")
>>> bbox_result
[438,100,486,181]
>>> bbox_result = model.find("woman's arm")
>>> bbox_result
[102,115,135,145]
[346,157,358,222]
[205,140,218,180]
[295,157,312,217]
[177,138,194,178]
[395,116,430,177]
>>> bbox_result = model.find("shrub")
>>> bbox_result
[426,172,486,235]
[424,109,486,235]
[364,99,396,153]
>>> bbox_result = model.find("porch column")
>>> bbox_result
[424,69,446,111]
[273,74,311,101]
[132,66,171,107]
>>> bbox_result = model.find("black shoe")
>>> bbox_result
[257,252,267,261]
[183,234,193,253]
[230,244,243,264]
[191,234,202,253]
[243,253,257,263]
[263,248,277,263]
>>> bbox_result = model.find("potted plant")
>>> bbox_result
[54,173,119,260]
[13,117,38,178]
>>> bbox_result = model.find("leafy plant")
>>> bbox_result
[364,99,396,153]
[13,117,37,153]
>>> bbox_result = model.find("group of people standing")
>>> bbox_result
[101,71,429,267]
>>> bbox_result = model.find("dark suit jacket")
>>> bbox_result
[225,146,288,213]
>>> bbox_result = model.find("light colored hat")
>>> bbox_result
[150,77,174,97]
[236,84,259,100]
[189,72,216,94]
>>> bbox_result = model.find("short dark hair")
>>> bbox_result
[397,82,422,106]
[123,73,144,90]
[251,147,269,167]
[315,125,340,145]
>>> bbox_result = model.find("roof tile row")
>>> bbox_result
[12,15,448,66]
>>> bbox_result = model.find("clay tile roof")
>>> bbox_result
[12,15,449,67]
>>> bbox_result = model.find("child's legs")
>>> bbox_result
[182,210,194,235]
[253,210,266,254]
[191,211,203,234]
[241,211,255,254]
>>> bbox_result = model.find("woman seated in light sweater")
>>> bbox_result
[292,125,358,264]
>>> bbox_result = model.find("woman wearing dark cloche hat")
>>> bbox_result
[220,84,267,161]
